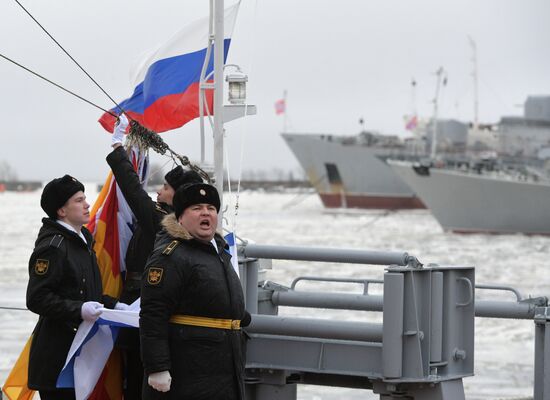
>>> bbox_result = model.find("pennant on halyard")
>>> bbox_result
[98,3,240,133]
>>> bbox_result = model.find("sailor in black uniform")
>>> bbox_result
[26,175,118,400]
[140,182,251,400]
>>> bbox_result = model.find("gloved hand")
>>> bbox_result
[148,370,171,392]
[81,301,103,322]
[112,113,129,147]
[114,302,131,311]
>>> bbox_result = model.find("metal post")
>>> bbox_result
[213,0,224,227]
[534,307,550,400]
[244,258,259,314]
[430,271,444,364]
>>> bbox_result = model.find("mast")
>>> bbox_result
[410,78,417,135]
[282,89,288,133]
[468,36,479,134]
[430,67,445,159]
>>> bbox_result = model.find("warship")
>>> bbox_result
[388,158,550,235]
[387,96,550,235]
[282,118,471,209]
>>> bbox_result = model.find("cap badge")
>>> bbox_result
[200,189,206,196]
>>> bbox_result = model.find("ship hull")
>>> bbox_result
[388,160,550,235]
[282,133,425,209]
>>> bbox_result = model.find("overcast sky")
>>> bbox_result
[1,0,549,181]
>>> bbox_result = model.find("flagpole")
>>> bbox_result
[199,1,215,164]
[213,0,225,228]
[283,89,288,133]
[430,67,445,160]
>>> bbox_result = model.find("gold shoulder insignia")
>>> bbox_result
[147,267,164,285]
[155,203,168,214]
[34,259,49,275]
[162,240,180,255]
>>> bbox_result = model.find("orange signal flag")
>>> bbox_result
[2,335,36,400]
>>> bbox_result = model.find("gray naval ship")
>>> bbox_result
[388,158,550,235]
[388,96,550,235]
[283,96,550,220]
[282,119,471,210]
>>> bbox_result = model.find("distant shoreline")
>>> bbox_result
[95,179,312,194]
[0,180,42,192]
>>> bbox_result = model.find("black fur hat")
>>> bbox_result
[40,175,85,219]
[164,166,202,191]
[173,183,220,219]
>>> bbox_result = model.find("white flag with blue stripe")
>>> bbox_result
[57,300,140,400]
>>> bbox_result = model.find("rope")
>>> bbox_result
[0,306,28,311]
[231,0,259,233]
[0,52,117,116]
[13,0,124,113]
[128,120,212,182]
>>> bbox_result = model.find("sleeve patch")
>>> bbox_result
[34,259,50,275]
[147,267,164,285]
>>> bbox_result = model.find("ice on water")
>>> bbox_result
[1,185,547,399]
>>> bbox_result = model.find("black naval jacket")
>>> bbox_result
[140,214,250,400]
[107,146,171,303]
[26,218,117,391]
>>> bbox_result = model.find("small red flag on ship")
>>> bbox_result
[274,98,286,115]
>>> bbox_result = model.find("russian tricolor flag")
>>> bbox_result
[99,3,240,133]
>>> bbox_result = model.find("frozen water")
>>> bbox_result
[1,186,547,399]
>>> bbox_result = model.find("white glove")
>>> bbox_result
[148,370,171,392]
[112,113,129,146]
[81,301,103,322]
[114,302,130,311]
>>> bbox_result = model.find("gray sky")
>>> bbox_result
[1,0,549,181]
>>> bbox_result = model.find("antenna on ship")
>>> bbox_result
[430,66,447,159]
[468,35,480,134]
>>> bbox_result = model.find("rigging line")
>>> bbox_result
[13,0,124,113]
[233,0,259,232]
[0,52,117,116]
[0,306,28,311]
[224,132,235,230]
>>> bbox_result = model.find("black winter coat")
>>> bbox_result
[140,214,249,400]
[107,146,171,303]
[26,218,116,390]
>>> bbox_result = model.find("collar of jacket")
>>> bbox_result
[156,202,173,214]
[40,217,95,249]
[161,213,226,250]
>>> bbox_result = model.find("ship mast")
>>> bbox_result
[430,67,446,159]
[468,36,479,134]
